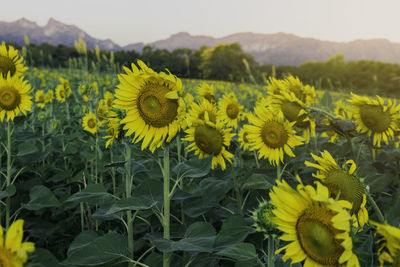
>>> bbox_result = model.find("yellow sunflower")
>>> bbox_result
[270,91,316,143]
[45,89,54,103]
[238,127,251,151]
[348,93,400,147]
[55,84,66,103]
[244,106,304,166]
[0,219,35,267]
[218,92,243,129]
[370,221,400,266]
[187,98,218,126]
[283,75,315,105]
[266,77,286,96]
[104,91,114,109]
[96,100,107,126]
[59,77,72,97]
[0,42,28,78]
[35,90,46,109]
[103,110,121,148]
[0,74,32,122]
[183,118,234,170]
[270,178,360,267]
[82,112,97,134]
[305,150,369,228]
[196,83,216,105]
[114,60,186,152]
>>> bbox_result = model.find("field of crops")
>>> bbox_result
[0,41,400,267]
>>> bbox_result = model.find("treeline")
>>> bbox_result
[6,41,400,96]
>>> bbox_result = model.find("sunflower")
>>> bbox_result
[270,91,316,143]
[244,106,304,166]
[55,84,66,103]
[104,91,114,109]
[283,75,315,105]
[45,89,54,103]
[103,110,121,148]
[183,118,234,170]
[270,178,360,266]
[238,127,251,151]
[266,77,286,96]
[196,83,216,104]
[370,221,400,266]
[304,151,368,228]
[187,98,218,126]
[35,90,46,109]
[0,219,35,267]
[82,112,97,134]
[96,100,107,126]
[59,77,72,97]
[0,74,32,122]
[218,92,243,129]
[114,60,186,152]
[0,42,28,78]
[348,93,400,147]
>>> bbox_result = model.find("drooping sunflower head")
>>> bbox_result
[305,150,368,228]
[348,93,400,147]
[0,42,28,78]
[183,119,234,170]
[0,74,32,122]
[218,92,243,129]
[283,75,316,105]
[266,77,286,96]
[370,221,400,267]
[0,219,35,267]
[103,110,122,148]
[45,89,54,103]
[114,60,186,152]
[35,90,46,109]
[104,91,114,109]
[82,112,98,134]
[244,105,304,166]
[270,91,316,143]
[270,178,360,267]
[196,83,216,105]
[55,84,66,103]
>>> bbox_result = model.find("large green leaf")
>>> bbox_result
[243,174,273,190]
[22,185,61,210]
[64,184,115,206]
[215,215,252,247]
[105,196,158,215]
[216,242,257,262]
[173,157,212,178]
[63,232,127,266]
[0,185,16,200]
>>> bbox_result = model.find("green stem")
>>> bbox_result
[232,168,242,215]
[366,192,385,223]
[125,144,134,261]
[276,162,282,182]
[176,137,185,224]
[163,145,171,267]
[110,149,116,194]
[5,122,12,229]
[267,235,274,267]
[253,150,260,169]
[66,100,70,121]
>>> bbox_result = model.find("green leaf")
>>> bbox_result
[173,157,212,178]
[216,242,257,262]
[367,173,393,193]
[0,185,16,200]
[63,232,127,266]
[32,248,61,267]
[17,142,38,156]
[64,184,115,206]
[105,196,158,215]
[215,215,252,247]
[18,151,50,164]
[22,185,61,210]
[243,174,273,190]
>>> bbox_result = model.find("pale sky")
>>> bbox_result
[2,0,400,46]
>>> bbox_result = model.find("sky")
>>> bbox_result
[2,0,400,46]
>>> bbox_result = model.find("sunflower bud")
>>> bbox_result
[251,200,278,236]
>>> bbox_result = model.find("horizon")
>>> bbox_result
[3,0,400,46]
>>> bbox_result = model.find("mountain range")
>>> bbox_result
[2,17,400,66]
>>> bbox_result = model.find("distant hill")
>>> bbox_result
[2,18,400,66]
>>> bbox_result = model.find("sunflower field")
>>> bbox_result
[0,40,400,267]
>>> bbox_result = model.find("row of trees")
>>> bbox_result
[7,41,400,96]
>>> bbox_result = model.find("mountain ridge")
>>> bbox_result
[2,18,400,66]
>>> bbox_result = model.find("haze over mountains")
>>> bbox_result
[1,17,400,66]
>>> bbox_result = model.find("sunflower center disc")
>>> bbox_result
[324,169,364,215]
[138,83,178,128]
[226,103,239,119]
[194,125,223,155]
[261,121,288,148]
[203,93,216,104]
[393,251,400,267]
[0,86,21,111]
[88,118,96,129]
[0,246,14,267]
[281,101,310,128]
[0,55,16,78]
[107,98,112,108]
[198,110,217,123]
[296,206,343,265]
[243,132,249,143]
[359,105,391,133]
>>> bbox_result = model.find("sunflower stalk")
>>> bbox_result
[5,122,12,229]
[232,166,243,215]
[125,144,134,262]
[162,144,171,267]
[267,235,275,267]
[253,150,260,169]
[176,136,185,224]
[366,192,384,223]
